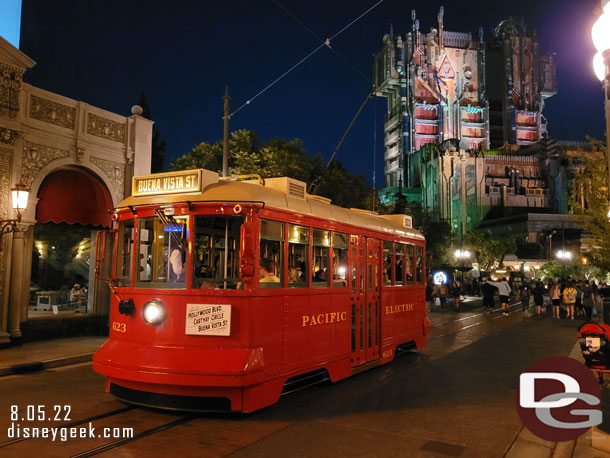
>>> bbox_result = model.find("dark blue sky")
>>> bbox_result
[19,0,604,185]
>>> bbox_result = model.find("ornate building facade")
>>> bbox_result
[0,36,152,346]
[374,10,557,197]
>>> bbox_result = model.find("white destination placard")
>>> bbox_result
[185,304,231,336]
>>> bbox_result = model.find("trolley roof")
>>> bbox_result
[119,169,425,241]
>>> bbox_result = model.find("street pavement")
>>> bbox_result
[0,297,609,457]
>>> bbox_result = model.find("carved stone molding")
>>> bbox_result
[21,141,70,188]
[76,147,85,164]
[0,63,23,119]
[0,126,23,145]
[87,113,125,143]
[90,156,125,201]
[29,95,76,129]
[0,149,11,305]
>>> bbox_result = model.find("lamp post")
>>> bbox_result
[454,249,471,284]
[592,0,610,216]
[1,181,29,236]
[556,249,572,282]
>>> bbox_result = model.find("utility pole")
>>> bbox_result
[222,87,230,178]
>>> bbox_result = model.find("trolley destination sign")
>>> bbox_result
[185,304,231,336]
[132,170,202,196]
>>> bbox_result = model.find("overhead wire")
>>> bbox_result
[229,0,383,118]
[271,0,372,85]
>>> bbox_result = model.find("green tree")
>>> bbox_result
[316,161,371,209]
[463,230,517,270]
[569,137,610,271]
[137,92,166,173]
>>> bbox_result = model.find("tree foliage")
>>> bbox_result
[169,129,370,209]
[463,230,517,270]
[569,136,610,272]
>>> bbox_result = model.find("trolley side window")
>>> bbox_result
[287,224,308,288]
[116,220,134,287]
[260,220,283,288]
[136,215,188,289]
[194,215,244,289]
[395,243,405,286]
[416,246,424,284]
[332,232,348,287]
[383,241,393,286]
[312,229,330,288]
[405,245,415,285]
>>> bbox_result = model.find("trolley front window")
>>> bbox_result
[116,220,134,287]
[194,215,244,289]
[136,214,189,289]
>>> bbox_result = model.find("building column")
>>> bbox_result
[7,229,26,345]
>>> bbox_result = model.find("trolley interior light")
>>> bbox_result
[142,300,167,326]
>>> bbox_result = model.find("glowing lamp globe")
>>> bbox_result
[592,7,610,54]
[594,51,606,81]
[11,182,29,211]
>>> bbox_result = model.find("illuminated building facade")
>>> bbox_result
[374,10,557,199]
[372,9,576,264]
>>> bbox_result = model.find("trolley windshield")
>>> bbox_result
[115,213,244,289]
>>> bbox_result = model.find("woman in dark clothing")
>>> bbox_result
[532,282,546,317]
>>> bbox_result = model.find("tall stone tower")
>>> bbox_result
[373,7,489,194]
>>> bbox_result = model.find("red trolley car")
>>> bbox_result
[93,169,430,412]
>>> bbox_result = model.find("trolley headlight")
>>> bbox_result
[141,299,167,326]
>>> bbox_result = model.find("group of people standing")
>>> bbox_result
[479,277,602,319]
[428,274,606,320]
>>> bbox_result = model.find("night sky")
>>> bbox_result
[18,0,604,185]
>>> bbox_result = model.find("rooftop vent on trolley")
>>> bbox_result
[93,168,429,412]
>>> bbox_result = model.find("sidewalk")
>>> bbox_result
[0,336,106,376]
[505,339,610,458]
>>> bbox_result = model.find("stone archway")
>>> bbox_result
[28,168,113,321]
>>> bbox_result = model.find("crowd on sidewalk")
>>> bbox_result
[426,275,608,319]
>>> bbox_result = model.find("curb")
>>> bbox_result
[0,352,94,377]
[552,440,576,458]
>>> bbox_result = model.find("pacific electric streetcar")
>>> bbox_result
[93,169,430,412]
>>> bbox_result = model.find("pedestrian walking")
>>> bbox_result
[550,281,562,319]
[451,281,461,311]
[532,281,546,317]
[488,278,511,316]
[562,281,578,320]
[520,282,531,314]
[482,280,497,314]
[581,280,595,321]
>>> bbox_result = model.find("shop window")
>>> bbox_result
[260,220,284,287]
[194,215,243,289]
[30,223,95,317]
[288,224,308,288]
[312,229,330,288]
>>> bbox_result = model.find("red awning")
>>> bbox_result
[36,170,113,228]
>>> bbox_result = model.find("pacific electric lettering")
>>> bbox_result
[385,303,415,314]
[302,312,347,327]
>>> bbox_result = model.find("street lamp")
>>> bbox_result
[592,0,610,218]
[556,249,572,282]
[1,181,29,236]
[454,249,471,283]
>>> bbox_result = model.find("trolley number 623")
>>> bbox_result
[112,322,126,333]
